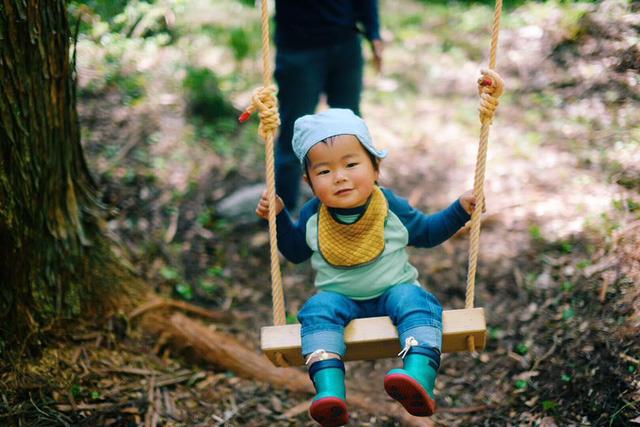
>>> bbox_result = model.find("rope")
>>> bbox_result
[240,0,285,328]
[465,0,505,351]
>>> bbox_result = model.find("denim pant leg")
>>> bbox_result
[298,291,362,358]
[274,48,325,211]
[380,284,443,351]
[325,35,363,115]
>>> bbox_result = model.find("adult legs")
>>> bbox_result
[274,48,325,211]
[325,34,364,116]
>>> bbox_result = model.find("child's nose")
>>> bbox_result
[334,170,347,182]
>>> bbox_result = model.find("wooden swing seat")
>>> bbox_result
[261,307,486,367]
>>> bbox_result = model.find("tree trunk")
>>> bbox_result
[0,1,138,354]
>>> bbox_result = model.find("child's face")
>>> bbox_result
[305,135,379,209]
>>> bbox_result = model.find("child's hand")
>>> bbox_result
[459,190,486,215]
[255,190,285,220]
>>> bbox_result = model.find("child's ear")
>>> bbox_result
[303,175,315,194]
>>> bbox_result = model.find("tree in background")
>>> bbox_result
[0,1,139,356]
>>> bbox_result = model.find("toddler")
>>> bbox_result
[256,108,477,426]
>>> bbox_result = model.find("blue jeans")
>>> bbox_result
[298,284,443,357]
[274,34,364,210]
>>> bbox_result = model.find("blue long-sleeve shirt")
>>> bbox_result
[275,187,470,299]
[274,0,380,49]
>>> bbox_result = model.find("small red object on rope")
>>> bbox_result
[480,78,493,87]
[238,111,251,123]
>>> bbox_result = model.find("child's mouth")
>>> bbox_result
[335,188,353,196]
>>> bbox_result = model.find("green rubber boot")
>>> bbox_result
[308,359,348,427]
[384,346,440,416]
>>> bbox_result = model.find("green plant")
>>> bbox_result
[70,0,130,22]
[70,384,84,398]
[561,242,573,253]
[488,326,502,340]
[175,283,193,300]
[529,224,543,241]
[562,306,575,320]
[515,343,529,355]
[183,67,238,129]
[207,266,224,277]
[542,400,558,411]
[229,27,251,61]
[198,278,217,295]
[286,314,297,324]
[160,266,180,281]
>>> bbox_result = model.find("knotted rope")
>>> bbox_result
[240,86,280,140]
[465,0,505,351]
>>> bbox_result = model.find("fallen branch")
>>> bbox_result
[129,298,230,323]
[280,399,312,419]
[437,404,491,414]
[55,400,144,413]
[164,312,312,393]
[599,270,617,304]
[55,403,111,412]
[98,370,193,400]
[144,375,156,427]
[103,367,159,376]
[158,312,433,427]
[532,333,560,371]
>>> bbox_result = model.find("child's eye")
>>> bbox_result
[346,162,358,168]
[317,170,330,176]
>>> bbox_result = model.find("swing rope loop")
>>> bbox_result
[465,0,505,352]
[241,86,281,141]
[477,69,504,125]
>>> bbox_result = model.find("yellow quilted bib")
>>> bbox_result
[318,186,388,268]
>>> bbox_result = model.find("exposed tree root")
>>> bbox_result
[129,297,230,322]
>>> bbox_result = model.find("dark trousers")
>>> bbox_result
[274,34,364,210]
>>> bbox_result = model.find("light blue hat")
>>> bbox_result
[292,108,388,163]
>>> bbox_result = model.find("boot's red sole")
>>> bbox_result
[384,373,436,416]
[309,396,349,427]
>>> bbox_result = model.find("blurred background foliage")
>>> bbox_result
[67,0,638,307]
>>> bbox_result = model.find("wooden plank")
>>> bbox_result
[261,307,486,366]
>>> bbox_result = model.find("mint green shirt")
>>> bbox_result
[275,187,471,300]
[306,209,420,300]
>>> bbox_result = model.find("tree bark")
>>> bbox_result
[0,1,139,353]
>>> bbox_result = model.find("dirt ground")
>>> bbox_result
[1,0,639,426]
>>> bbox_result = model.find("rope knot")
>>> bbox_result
[477,69,505,125]
[239,85,280,141]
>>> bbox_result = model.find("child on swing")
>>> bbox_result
[256,108,478,426]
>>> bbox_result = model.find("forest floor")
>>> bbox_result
[2,0,639,426]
